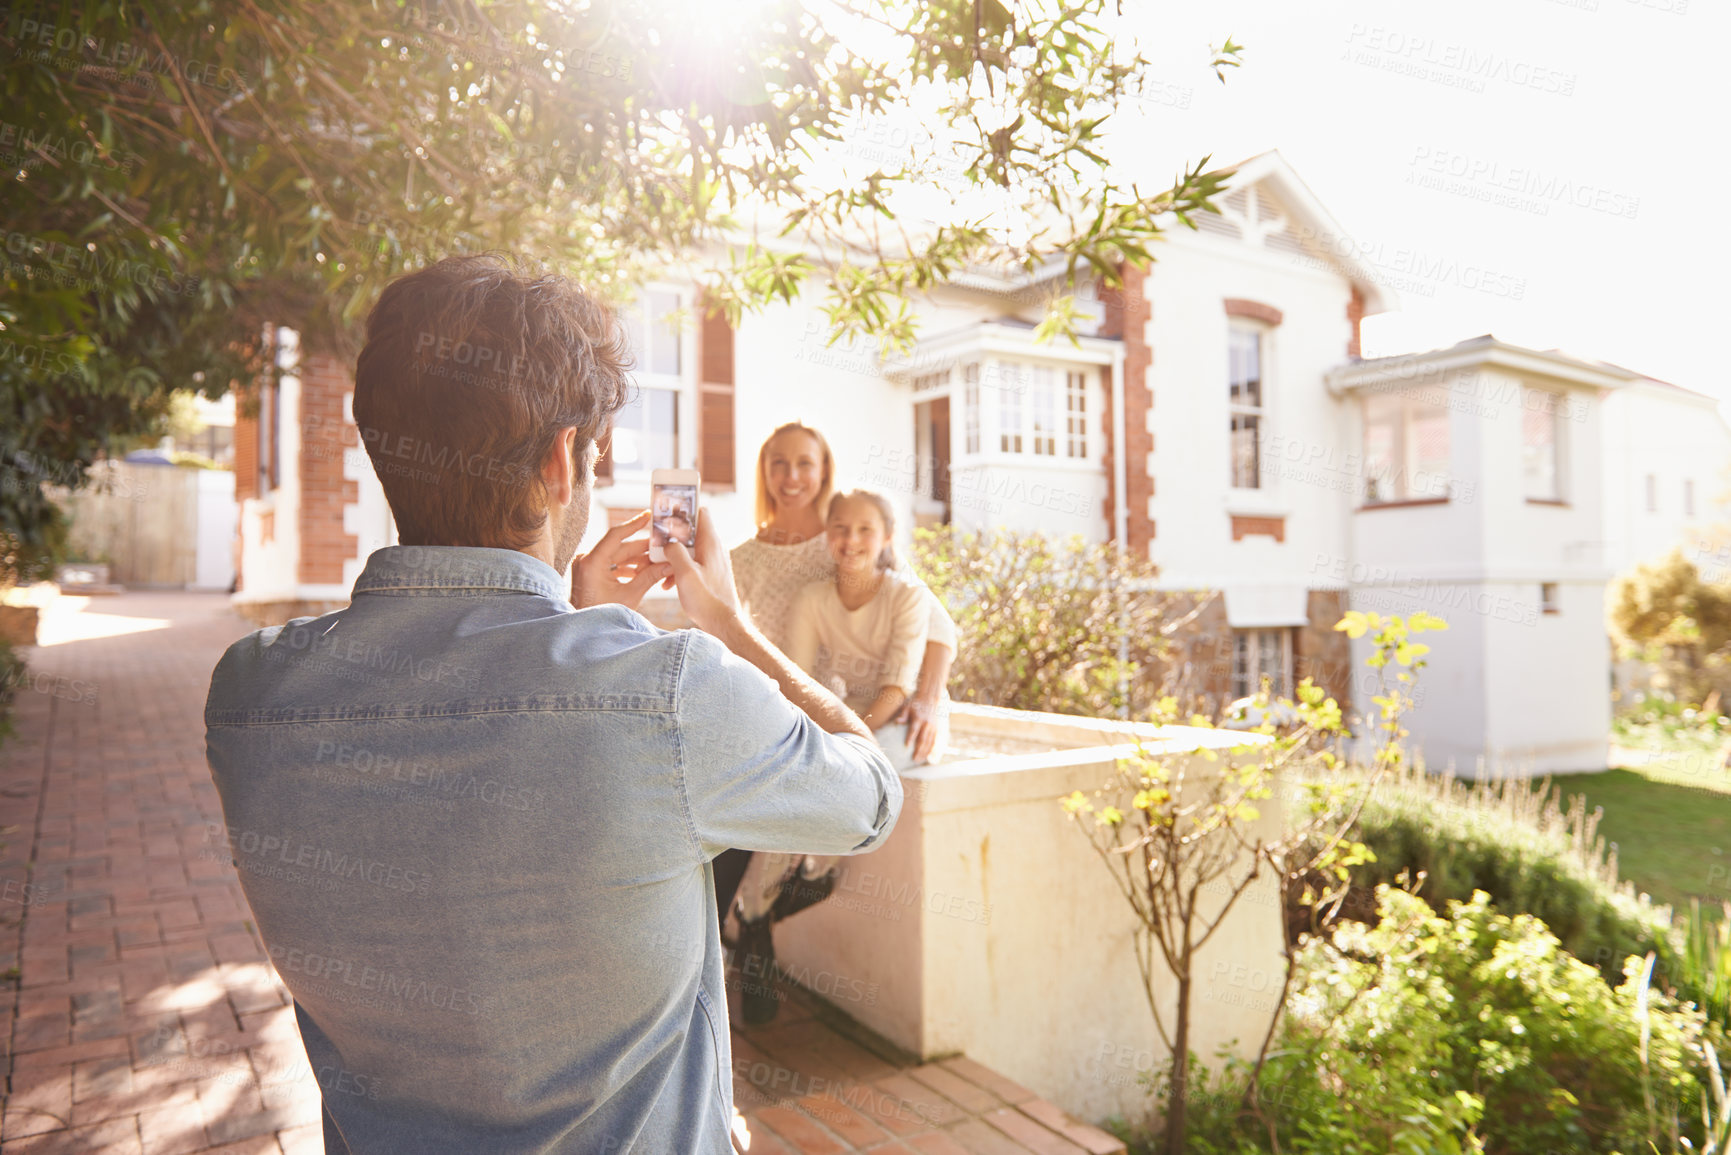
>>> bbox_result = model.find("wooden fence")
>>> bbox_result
[57,461,227,588]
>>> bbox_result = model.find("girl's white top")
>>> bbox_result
[786,570,929,717]
[730,534,957,657]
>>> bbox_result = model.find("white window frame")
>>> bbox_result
[969,359,1097,461]
[1228,322,1266,490]
[1030,366,1058,457]
[610,289,687,479]
[963,363,981,455]
[997,362,1024,454]
[1232,628,1292,699]
[1362,389,1452,504]
[1065,370,1088,458]
[1521,387,1566,503]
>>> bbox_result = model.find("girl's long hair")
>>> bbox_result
[754,421,836,529]
[828,488,899,571]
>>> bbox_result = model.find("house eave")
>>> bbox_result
[882,320,1122,383]
[1325,335,1639,397]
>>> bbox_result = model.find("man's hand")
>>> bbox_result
[663,509,741,634]
[572,510,672,610]
[891,693,941,763]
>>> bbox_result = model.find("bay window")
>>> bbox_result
[951,357,1096,461]
[1363,389,1451,503]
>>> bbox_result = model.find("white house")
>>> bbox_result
[1599,373,1731,582]
[229,150,1726,774]
[1328,338,1623,774]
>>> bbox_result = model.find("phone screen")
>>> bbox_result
[651,484,698,551]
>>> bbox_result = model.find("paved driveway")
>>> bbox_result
[0,591,1121,1155]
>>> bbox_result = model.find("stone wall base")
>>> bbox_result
[1153,589,1354,718]
[0,606,40,647]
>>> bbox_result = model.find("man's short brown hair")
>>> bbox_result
[353,253,631,548]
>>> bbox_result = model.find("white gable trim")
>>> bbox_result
[1210,151,1398,316]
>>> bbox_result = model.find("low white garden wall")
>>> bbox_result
[773,702,1283,1124]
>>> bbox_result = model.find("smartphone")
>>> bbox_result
[649,469,701,563]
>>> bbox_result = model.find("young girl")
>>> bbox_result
[786,489,948,770]
[729,422,956,748]
[718,424,955,1025]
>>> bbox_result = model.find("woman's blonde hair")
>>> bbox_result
[827,488,899,571]
[754,421,836,528]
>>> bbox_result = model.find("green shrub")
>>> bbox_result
[914,526,1208,719]
[1679,899,1731,1033]
[1293,764,1683,995]
[1613,690,1731,756]
[0,637,24,746]
[1180,887,1714,1155]
[1348,794,1673,989]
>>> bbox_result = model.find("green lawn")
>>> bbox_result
[1550,758,1731,913]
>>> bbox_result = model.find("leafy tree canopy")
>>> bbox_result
[1609,550,1731,658]
[0,0,1237,576]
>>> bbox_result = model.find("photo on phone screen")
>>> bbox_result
[651,484,698,552]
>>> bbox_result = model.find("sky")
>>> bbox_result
[1097,0,1727,408]
[801,0,1725,409]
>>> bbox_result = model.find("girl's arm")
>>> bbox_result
[896,641,956,761]
[858,685,908,731]
[866,579,928,730]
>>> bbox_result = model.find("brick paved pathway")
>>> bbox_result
[0,591,1123,1155]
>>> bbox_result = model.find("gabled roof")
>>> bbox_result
[1541,349,1720,404]
[1212,150,1398,317]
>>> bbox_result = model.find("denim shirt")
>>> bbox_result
[203,546,902,1153]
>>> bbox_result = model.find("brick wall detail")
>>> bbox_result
[296,351,359,586]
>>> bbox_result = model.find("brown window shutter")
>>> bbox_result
[698,298,735,490]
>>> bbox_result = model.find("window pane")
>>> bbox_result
[611,387,678,473]
[623,305,647,373]
[999,363,1023,453]
[1363,392,1402,502]
[1229,328,1261,409]
[1522,389,1559,501]
[612,392,645,469]
[964,365,981,455]
[1408,401,1450,500]
[965,365,981,454]
[1067,371,1087,457]
[1230,414,1260,488]
[648,291,681,377]
[1232,629,1290,698]
[1032,367,1057,456]
[644,386,678,470]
